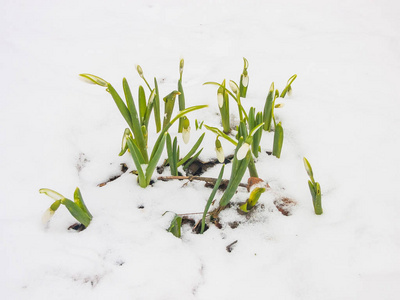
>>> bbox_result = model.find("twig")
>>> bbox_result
[157,175,248,189]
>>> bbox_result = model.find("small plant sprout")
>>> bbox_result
[280,74,297,98]
[195,119,204,130]
[215,137,225,163]
[239,186,266,213]
[164,212,182,238]
[263,82,277,132]
[303,157,323,215]
[239,57,249,98]
[201,164,225,234]
[39,188,93,228]
[272,122,284,158]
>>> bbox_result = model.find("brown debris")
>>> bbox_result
[274,197,297,216]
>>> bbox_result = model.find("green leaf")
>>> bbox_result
[314,182,323,215]
[153,78,161,132]
[146,132,167,186]
[166,133,178,176]
[138,86,146,124]
[123,79,148,163]
[178,79,186,133]
[151,105,208,161]
[167,214,182,238]
[39,188,65,201]
[163,91,180,129]
[183,148,203,170]
[107,83,134,131]
[73,188,92,219]
[177,132,205,167]
[219,137,251,207]
[203,124,237,146]
[126,137,146,187]
[303,157,315,183]
[201,164,225,234]
[61,199,91,227]
[143,89,156,129]
[263,82,275,131]
[280,74,297,98]
[272,122,284,158]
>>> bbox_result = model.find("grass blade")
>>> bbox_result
[201,164,225,234]
[177,132,205,167]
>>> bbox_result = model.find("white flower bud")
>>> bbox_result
[236,143,250,160]
[242,75,249,87]
[217,92,224,108]
[182,127,191,144]
[42,208,55,224]
[229,80,238,94]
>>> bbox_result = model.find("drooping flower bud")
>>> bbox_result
[182,116,190,144]
[136,65,144,77]
[215,137,224,163]
[229,80,239,94]
[236,142,250,160]
[79,74,108,87]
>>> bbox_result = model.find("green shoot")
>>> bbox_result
[165,213,182,238]
[239,57,249,98]
[40,188,93,228]
[239,186,266,213]
[303,157,323,215]
[201,164,225,234]
[163,91,181,129]
[217,80,230,133]
[280,74,297,98]
[272,122,284,158]
[219,137,252,207]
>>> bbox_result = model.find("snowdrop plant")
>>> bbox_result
[39,188,93,228]
[303,157,323,215]
[80,73,207,188]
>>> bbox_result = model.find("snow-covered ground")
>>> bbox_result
[2,0,400,299]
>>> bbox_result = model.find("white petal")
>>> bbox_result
[216,147,225,163]
[39,188,65,201]
[182,127,191,144]
[229,80,238,94]
[236,143,250,160]
[242,75,249,87]
[217,93,224,108]
[41,208,55,224]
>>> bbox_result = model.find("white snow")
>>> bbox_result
[1,0,400,299]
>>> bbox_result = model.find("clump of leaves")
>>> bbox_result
[40,188,93,228]
[80,70,207,188]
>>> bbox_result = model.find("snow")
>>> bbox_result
[2,0,400,299]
